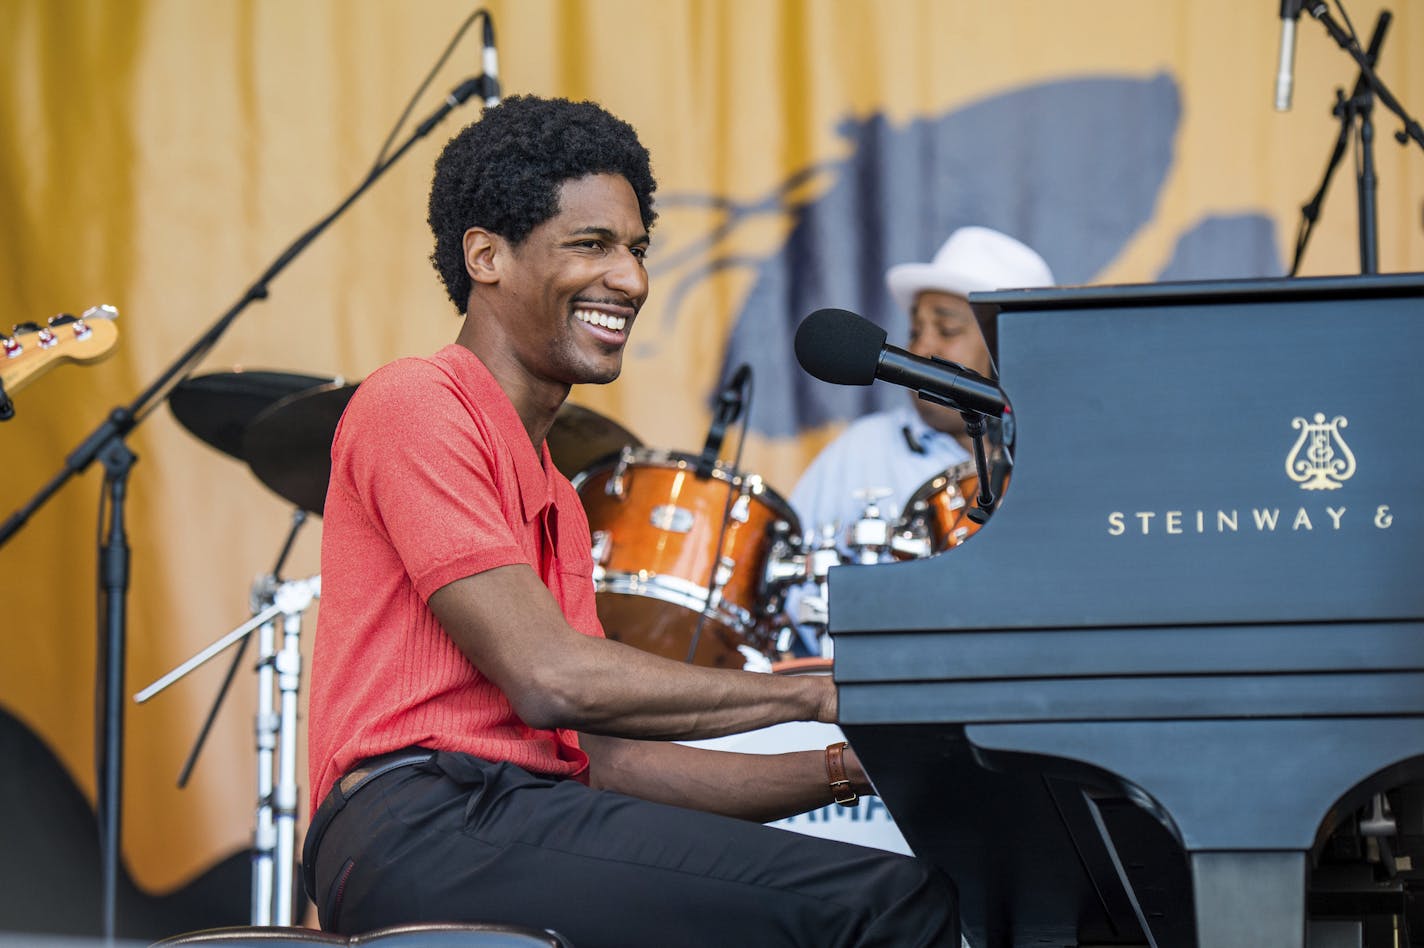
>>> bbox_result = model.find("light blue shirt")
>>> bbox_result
[789,402,971,540]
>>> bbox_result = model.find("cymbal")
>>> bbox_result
[242,382,358,515]
[168,370,335,461]
[241,388,639,514]
[548,402,640,479]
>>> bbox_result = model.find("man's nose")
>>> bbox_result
[606,247,648,298]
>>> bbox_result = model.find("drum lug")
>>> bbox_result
[848,487,895,564]
[590,530,611,566]
[713,555,735,590]
[605,445,635,499]
[763,521,807,590]
[730,474,761,523]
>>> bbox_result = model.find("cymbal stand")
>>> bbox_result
[248,571,318,925]
[133,572,320,925]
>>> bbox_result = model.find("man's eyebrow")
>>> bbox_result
[568,225,650,244]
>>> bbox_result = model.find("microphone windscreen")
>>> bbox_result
[794,308,887,386]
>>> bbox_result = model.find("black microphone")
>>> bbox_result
[480,13,501,107]
[794,308,1007,417]
[1275,0,1304,111]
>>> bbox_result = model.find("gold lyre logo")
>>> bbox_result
[1286,413,1357,490]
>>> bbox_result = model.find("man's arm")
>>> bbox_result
[578,734,874,823]
[427,562,836,740]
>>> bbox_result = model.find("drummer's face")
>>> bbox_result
[907,291,993,435]
[498,173,649,387]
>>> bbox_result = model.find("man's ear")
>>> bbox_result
[463,227,502,285]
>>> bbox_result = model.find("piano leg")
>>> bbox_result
[1190,851,1306,948]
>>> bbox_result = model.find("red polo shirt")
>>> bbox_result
[307,344,603,814]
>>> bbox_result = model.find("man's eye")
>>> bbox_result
[630,246,648,261]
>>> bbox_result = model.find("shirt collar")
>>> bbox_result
[438,344,555,523]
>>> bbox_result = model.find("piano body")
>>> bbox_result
[831,275,1424,948]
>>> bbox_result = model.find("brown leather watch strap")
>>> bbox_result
[825,741,859,807]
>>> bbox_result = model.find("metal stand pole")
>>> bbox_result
[274,599,307,923]
[250,576,279,925]
[249,575,317,925]
[134,573,319,926]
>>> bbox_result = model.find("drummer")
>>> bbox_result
[302,95,959,947]
[786,227,1055,651]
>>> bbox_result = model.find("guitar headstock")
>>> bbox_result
[1,305,120,400]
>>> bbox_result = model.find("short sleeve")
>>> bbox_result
[328,359,528,600]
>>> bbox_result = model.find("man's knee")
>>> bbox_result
[863,857,960,947]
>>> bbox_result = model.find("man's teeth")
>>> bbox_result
[575,309,627,332]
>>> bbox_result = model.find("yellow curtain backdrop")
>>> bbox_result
[2,0,1422,897]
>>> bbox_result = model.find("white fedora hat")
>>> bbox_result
[885,226,1055,311]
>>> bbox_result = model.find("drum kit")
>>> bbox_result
[134,366,1001,919]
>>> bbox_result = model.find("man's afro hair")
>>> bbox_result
[428,95,658,312]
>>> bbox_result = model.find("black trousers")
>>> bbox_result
[302,749,959,948]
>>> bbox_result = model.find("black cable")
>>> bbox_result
[371,7,487,174]
[1332,0,1361,49]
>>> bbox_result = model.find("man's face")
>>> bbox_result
[906,290,993,435]
[493,173,650,388]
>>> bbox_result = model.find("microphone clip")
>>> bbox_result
[694,365,751,479]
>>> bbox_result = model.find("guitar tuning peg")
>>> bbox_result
[47,313,92,340]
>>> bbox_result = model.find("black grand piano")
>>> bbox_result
[831,274,1424,948]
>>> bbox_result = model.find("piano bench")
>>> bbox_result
[149,922,575,947]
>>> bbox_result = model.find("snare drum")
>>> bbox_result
[573,447,801,669]
[896,460,1008,555]
[682,658,911,854]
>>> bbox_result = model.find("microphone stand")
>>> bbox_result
[0,74,488,943]
[958,411,998,526]
[1290,9,1391,276]
[1301,1,1424,152]
[1290,0,1424,267]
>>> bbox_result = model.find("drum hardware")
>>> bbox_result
[791,525,844,657]
[763,520,809,594]
[134,512,320,927]
[574,366,798,669]
[575,446,793,668]
[889,517,934,559]
[896,458,1009,556]
[684,364,754,663]
[604,445,635,498]
[847,488,896,564]
[650,504,696,533]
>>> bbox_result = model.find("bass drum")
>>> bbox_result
[896,460,1008,556]
[681,658,911,855]
[574,447,800,669]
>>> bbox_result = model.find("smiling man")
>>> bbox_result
[301,96,959,947]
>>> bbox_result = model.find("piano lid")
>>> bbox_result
[833,274,1424,633]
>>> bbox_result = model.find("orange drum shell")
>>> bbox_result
[576,452,797,669]
[901,462,1009,554]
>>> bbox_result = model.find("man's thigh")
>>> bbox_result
[314,752,956,948]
